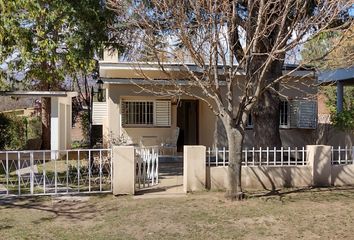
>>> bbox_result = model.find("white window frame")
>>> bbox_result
[121,99,171,127]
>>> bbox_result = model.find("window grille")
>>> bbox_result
[121,100,171,127]
[121,101,154,125]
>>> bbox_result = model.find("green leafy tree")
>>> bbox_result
[0,0,121,149]
[302,25,354,131]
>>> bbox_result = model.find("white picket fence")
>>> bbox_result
[331,146,354,165]
[0,149,112,196]
[207,147,307,167]
[135,147,159,189]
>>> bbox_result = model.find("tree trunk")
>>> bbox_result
[224,124,245,200]
[252,61,283,148]
[41,97,51,150]
[253,89,282,148]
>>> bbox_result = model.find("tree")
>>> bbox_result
[108,0,353,199]
[302,24,354,131]
[0,0,121,149]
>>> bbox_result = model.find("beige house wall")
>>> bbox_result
[102,65,319,148]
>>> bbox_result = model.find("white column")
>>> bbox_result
[51,97,59,151]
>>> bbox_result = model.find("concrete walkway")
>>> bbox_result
[134,160,185,199]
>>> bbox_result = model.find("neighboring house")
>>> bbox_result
[1,91,76,151]
[94,50,319,150]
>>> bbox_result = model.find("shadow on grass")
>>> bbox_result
[247,185,354,201]
[0,193,112,221]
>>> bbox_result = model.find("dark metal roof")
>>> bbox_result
[318,66,354,84]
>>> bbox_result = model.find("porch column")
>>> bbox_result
[50,97,59,151]
[337,81,344,113]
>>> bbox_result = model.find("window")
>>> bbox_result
[122,101,154,125]
[121,100,171,127]
[247,100,290,128]
[246,113,253,128]
[279,101,289,128]
[246,100,317,129]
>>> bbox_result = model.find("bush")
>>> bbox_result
[331,109,354,131]
[0,113,26,150]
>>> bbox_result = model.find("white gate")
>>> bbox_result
[0,149,112,196]
[135,147,159,190]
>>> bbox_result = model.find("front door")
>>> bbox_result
[177,100,198,151]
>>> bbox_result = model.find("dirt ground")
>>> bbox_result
[1,187,354,240]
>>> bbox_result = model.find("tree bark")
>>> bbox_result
[253,89,282,148]
[41,97,51,150]
[224,122,245,200]
[252,61,283,148]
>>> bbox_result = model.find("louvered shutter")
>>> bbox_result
[289,100,317,129]
[155,101,171,126]
[92,102,107,125]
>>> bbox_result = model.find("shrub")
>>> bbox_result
[0,113,26,150]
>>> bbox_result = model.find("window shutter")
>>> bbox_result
[289,100,317,129]
[155,101,171,126]
[92,102,107,125]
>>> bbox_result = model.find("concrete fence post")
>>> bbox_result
[183,145,206,193]
[306,145,332,186]
[112,146,135,195]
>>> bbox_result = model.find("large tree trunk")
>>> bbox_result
[224,123,245,200]
[252,61,283,148]
[41,97,51,150]
[253,89,282,148]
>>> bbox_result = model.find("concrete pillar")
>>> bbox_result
[112,146,135,195]
[50,97,59,151]
[183,145,206,193]
[337,81,344,112]
[307,145,332,186]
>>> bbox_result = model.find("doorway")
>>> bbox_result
[177,100,198,152]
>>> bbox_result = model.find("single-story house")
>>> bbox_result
[93,49,321,150]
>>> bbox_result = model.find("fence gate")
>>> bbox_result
[0,149,112,197]
[135,147,159,190]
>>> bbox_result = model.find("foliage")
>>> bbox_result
[0,0,120,89]
[331,109,354,131]
[320,85,354,131]
[0,0,124,149]
[301,25,354,69]
[81,111,90,143]
[0,113,26,150]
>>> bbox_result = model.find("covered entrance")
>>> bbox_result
[177,100,198,152]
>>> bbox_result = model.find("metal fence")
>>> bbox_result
[207,147,307,167]
[331,146,354,165]
[0,149,112,196]
[135,147,159,190]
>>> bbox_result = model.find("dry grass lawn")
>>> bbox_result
[1,187,354,239]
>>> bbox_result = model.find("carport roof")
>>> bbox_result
[0,91,78,97]
[318,66,354,85]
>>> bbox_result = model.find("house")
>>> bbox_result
[94,50,319,150]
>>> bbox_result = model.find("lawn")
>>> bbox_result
[1,187,354,240]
